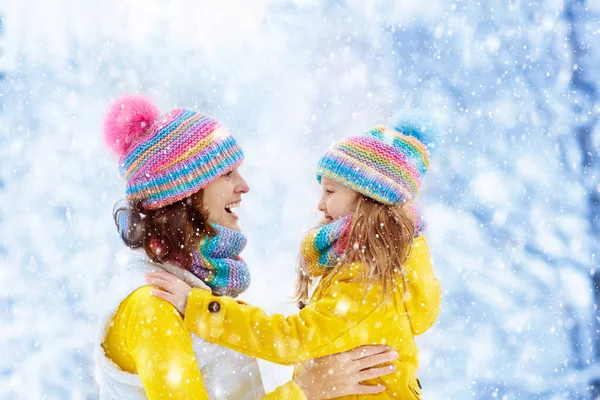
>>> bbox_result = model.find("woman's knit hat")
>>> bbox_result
[316,120,436,205]
[103,95,244,210]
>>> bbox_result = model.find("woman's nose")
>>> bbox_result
[237,177,250,193]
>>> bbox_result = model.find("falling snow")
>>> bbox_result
[0,1,599,399]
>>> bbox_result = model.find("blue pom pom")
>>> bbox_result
[393,116,439,154]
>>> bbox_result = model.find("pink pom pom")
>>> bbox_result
[103,95,161,157]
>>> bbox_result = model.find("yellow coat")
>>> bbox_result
[184,235,441,399]
[102,286,304,399]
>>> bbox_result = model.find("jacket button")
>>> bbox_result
[208,301,221,313]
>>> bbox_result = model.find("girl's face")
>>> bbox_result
[202,166,249,231]
[317,177,360,223]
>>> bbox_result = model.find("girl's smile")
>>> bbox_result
[318,177,360,222]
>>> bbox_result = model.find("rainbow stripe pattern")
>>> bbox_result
[316,125,430,205]
[119,109,243,209]
[189,223,251,297]
[300,215,353,277]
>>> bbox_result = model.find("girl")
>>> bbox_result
[95,95,399,400]
[149,124,442,399]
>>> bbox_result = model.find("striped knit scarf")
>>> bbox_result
[188,224,250,297]
[299,215,353,278]
[119,210,250,296]
[300,208,426,278]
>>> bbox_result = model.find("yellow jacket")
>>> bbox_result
[102,285,306,399]
[183,235,441,399]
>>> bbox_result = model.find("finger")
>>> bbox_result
[145,277,176,293]
[348,345,392,361]
[357,351,399,370]
[352,383,386,395]
[150,289,173,303]
[146,272,185,286]
[145,272,180,283]
[358,364,397,381]
[146,279,175,294]
[331,383,385,398]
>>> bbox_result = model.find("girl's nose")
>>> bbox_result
[317,196,327,213]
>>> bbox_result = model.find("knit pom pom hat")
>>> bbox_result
[316,121,436,205]
[103,95,244,210]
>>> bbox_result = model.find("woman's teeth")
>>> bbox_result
[225,202,241,214]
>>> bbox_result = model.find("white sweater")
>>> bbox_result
[94,253,265,399]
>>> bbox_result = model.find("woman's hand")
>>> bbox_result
[294,345,399,399]
[145,271,192,316]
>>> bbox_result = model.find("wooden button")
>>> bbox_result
[208,301,221,313]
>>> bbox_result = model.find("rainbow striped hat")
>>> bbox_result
[103,95,243,209]
[316,123,434,205]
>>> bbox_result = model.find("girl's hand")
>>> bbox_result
[294,345,399,399]
[145,271,192,316]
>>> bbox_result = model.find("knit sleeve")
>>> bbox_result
[124,286,210,399]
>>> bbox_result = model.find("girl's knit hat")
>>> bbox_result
[103,95,244,210]
[316,120,436,205]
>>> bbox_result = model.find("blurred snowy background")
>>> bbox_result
[0,0,599,399]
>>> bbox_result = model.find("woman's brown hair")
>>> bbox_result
[295,195,416,302]
[113,190,217,269]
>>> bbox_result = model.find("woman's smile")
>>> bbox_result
[224,200,241,220]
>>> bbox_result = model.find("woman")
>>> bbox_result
[94,94,398,399]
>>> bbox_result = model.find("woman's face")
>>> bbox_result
[202,166,250,231]
[317,177,360,223]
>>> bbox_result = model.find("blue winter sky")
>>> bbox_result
[0,0,598,399]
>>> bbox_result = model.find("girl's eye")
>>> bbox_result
[225,171,234,178]
[325,189,333,194]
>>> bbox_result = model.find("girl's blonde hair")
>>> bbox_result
[295,195,416,302]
